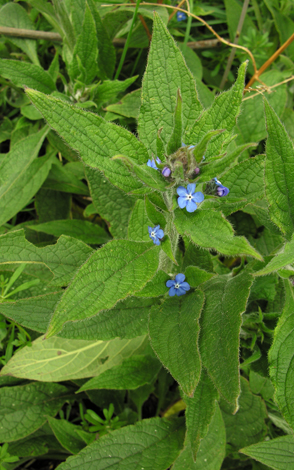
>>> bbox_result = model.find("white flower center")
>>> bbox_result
[186,194,193,201]
[175,283,180,289]
[151,231,156,238]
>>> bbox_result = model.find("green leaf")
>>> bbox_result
[249,370,274,401]
[198,143,258,181]
[220,154,265,203]
[149,290,204,397]
[254,236,294,276]
[184,266,215,287]
[236,70,287,145]
[240,435,294,470]
[21,104,43,121]
[114,155,168,191]
[78,355,161,391]
[0,59,56,93]
[29,220,111,245]
[26,89,148,192]
[0,230,93,286]
[1,334,148,382]
[171,403,226,470]
[167,89,183,155]
[199,271,254,407]
[264,99,294,240]
[0,128,50,227]
[106,89,141,119]
[36,189,71,223]
[0,3,40,65]
[87,0,116,80]
[138,13,202,154]
[174,209,263,260]
[47,240,159,337]
[56,417,185,470]
[184,370,218,461]
[192,129,225,164]
[185,62,247,159]
[48,418,86,454]
[94,76,137,108]
[42,161,89,195]
[0,290,62,333]
[68,3,97,84]
[59,296,155,340]
[269,280,294,429]
[0,382,70,442]
[8,426,61,457]
[86,167,135,238]
[221,377,267,449]
[136,271,169,298]
[128,199,153,242]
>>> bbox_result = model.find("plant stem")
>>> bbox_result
[183,0,193,49]
[114,0,141,80]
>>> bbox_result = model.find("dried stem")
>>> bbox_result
[242,75,294,101]
[244,33,294,90]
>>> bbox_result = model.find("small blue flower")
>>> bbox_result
[177,11,187,21]
[148,225,164,245]
[166,273,190,296]
[177,183,204,213]
[147,157,161,170]
[214,177,230,197]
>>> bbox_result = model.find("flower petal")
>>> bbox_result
[177,186,187,197]
[154,225,160,232]
[156,229,164,239]
[193,191,204,203]
[175,273,185,284]
[169,286,177,296]
[166,280,175,288]
[148,226,152,235]
[186,200,197,213]
[176,287,186,296]
[178,196,187,209]
[180,282,190,291]
[187,183,196,194]
[154,238,160,246]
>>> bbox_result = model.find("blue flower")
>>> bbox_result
[177,183,204,213]
[177,11,187,21]
[147,157,161,170]
[166,273,190,296]
[148,225,164,245]
[213,177,230,197]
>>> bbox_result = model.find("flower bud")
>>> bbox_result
[217,185,230,197]
[162,166,171,177]
[194,167,200,175]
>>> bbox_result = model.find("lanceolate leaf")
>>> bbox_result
[46,240,160,337]
[0,59,55,93]
[185,61,247,159]
[1,335,148,382]
[199,271,254,408]
[0,230,93,286]
[0,382,70,442]
[269,280,294,429]
[149,290,205,397]
[184,370,218,461]
[138,13,202,154]
[264,99,294,240]
[25,89,148,192]
[78,355,161,392]
[174,209,263,260]
[240,435,294,470]
[172,404,226,470]
[56,417,185,470]
[254,235,294,276]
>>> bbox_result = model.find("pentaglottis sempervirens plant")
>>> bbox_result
[0,7,294,470]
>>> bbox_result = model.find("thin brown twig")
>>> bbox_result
[129,0,152,40]
[242,75,294,101]
[245,33,294,90]
[102,2,257,73]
